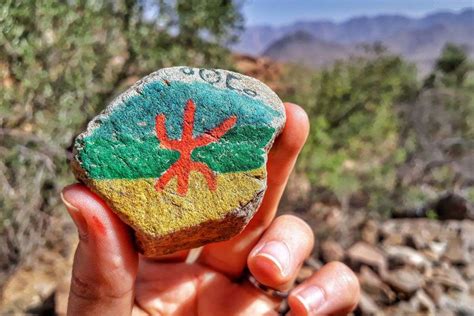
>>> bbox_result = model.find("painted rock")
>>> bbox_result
[72,67,286,257]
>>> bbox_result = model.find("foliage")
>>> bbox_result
[395,43,474,212]
[281,43,473,215]
[434,43,471,87]
[0,0,242,284]
[282,51,418,212]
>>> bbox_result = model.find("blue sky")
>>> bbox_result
[241,0,473,25]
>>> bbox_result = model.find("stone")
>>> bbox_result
[384,301,418,315]
[441,292,474,316]
[72,67,286,257]
[436,308,456,316]
[424,281,444,306]
[442,236,469,265]
[320,240,345,263]
[296,266,314,284]
[431,265,469,291]
[462,263,474,280]
[347,241,387,274]
[426,241,447,261]
[358,266,396,304]
[434,193,473,220]
[412,289,436,314]
[384,267,424,296]
[384,245,431,272]
[406,234,428,250]
[381,232,405,247]
[358,291,382,316]
[304,257,323,270]
[361,219,379,245]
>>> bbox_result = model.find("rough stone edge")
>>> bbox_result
[136,189,266,257]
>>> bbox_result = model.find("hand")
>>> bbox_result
[61,103,360,316]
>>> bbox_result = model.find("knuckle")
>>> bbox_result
[78,232,89,243]
[70,274,100,301]
[70,270,133,302]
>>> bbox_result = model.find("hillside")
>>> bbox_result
[263,31,356,67]
[234,8,474,71]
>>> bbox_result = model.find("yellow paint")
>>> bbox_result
[89,167,266,237]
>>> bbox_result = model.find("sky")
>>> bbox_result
[242,0,474,26]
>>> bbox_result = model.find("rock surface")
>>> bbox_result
[289,213,474,316]
[72,67,286,257]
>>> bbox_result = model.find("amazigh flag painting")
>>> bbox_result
[72,67,286,256]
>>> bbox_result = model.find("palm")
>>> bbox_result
[134,261,278,315]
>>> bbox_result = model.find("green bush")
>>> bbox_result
[282,44,473,215]
[282,51,418,213]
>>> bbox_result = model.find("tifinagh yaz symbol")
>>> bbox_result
[155,99,237,195]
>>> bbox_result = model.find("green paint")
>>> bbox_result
[78,135,179,179]
[78,79,283,180]
[79,125,275,179]
[192,125,274,173]
[89,80,281,140]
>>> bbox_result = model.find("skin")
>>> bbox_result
[61,103,360,316]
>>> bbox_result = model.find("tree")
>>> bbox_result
[395,44,474,215]
[432,43,471,87]
[0,0,243,286]
[284,50,418,212]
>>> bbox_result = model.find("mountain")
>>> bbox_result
[263,31,356,67]
[234,8,474,71]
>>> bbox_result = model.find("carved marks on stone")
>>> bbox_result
[180,67,257,97]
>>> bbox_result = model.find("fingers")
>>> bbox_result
[61,184,138,316]
[199,102,309,276]
[247,215,314,291]
[288,262,360,316]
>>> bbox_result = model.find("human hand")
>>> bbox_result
[61,103,360,316]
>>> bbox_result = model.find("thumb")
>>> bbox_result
[61,184,138,315]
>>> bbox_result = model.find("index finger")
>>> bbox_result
[198,102,310,276]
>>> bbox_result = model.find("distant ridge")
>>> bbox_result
[263,31,355,67]
[234,8,474,72]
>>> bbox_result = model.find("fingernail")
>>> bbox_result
[293,286,325,314]
[61,191,88,238]
[255,241,291,277]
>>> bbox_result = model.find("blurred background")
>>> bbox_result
[0,0,473,314]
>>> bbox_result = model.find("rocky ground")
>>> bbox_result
[282,171,474,316]
[296,216,474,315]
[2,193,473,315]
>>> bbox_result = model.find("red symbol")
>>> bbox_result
[155,99,237,195]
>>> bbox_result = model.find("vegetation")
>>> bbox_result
[0,0,242,284]
[282,44,473,214]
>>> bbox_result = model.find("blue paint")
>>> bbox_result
[91,80,280,140]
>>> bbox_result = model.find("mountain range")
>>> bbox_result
[233,8,474,73]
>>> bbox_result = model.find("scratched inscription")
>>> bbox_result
[180,67,257,97]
